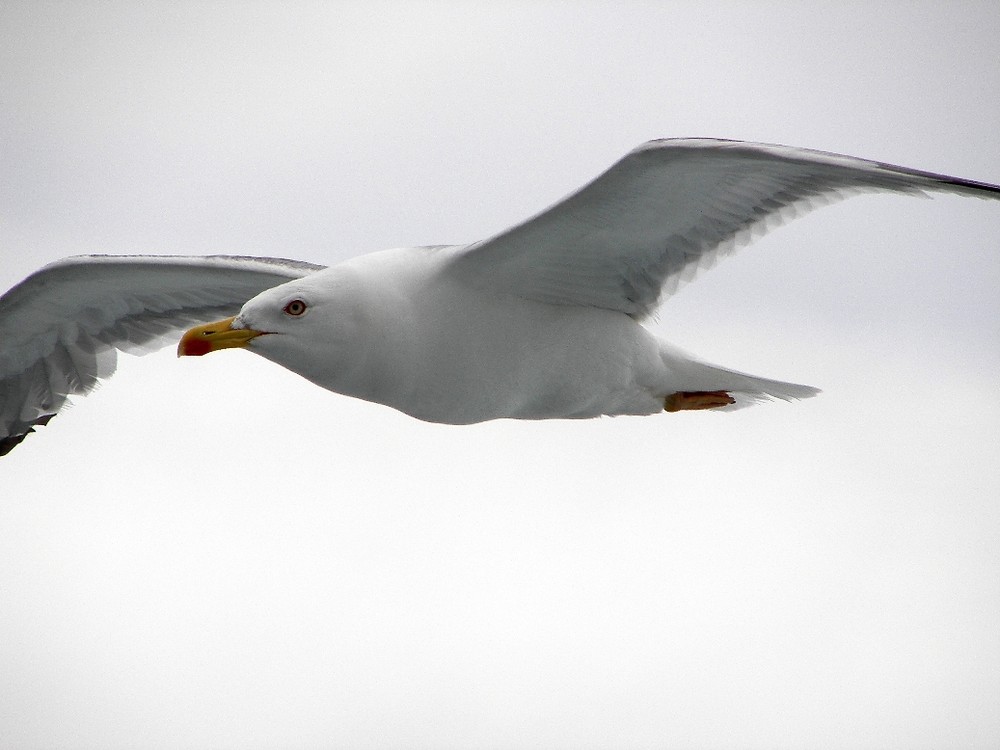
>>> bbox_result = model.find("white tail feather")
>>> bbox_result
[658,341,820,410]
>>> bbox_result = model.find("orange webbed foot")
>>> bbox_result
[664,390,736,412]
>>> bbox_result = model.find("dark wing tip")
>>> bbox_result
[0,414,56,457]
[0,433,29,457]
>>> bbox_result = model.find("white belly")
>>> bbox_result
[387,283,668,424]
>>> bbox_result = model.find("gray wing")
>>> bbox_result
[0,254,324,455]
[445,138,1000,318]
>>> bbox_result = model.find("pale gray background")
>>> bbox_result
[2,2,999,748]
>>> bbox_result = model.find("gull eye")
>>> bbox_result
[283,299,307,316]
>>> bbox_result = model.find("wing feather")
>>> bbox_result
[0,254,324,453]
[446,139,1000,318]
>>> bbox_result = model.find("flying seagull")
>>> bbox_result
[2,139,998,456]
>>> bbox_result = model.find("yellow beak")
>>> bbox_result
[177,316,265,357]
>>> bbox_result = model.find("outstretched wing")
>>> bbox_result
[0,254,324,454]
[446,138,1000,318]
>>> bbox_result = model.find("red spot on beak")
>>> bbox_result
[180,337,212,357]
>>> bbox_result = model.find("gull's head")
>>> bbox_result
[177,277,325,359]
[176,269,371,391]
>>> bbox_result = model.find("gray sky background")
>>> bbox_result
[2,2,999,748]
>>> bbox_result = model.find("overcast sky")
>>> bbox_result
[2,2,999,749]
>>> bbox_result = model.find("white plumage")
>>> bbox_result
[2,139,998,454]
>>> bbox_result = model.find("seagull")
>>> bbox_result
[2,139,998,455]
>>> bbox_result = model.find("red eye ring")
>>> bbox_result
[283,299,307,316]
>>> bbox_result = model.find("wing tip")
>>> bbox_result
[632,138,1000,197]
[0,413,56,457]
[0,433,28,456]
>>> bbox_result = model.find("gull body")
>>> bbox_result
[2,138,998,454]
[233,246,809,425]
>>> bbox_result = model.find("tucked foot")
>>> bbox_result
[664,390,736,412]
